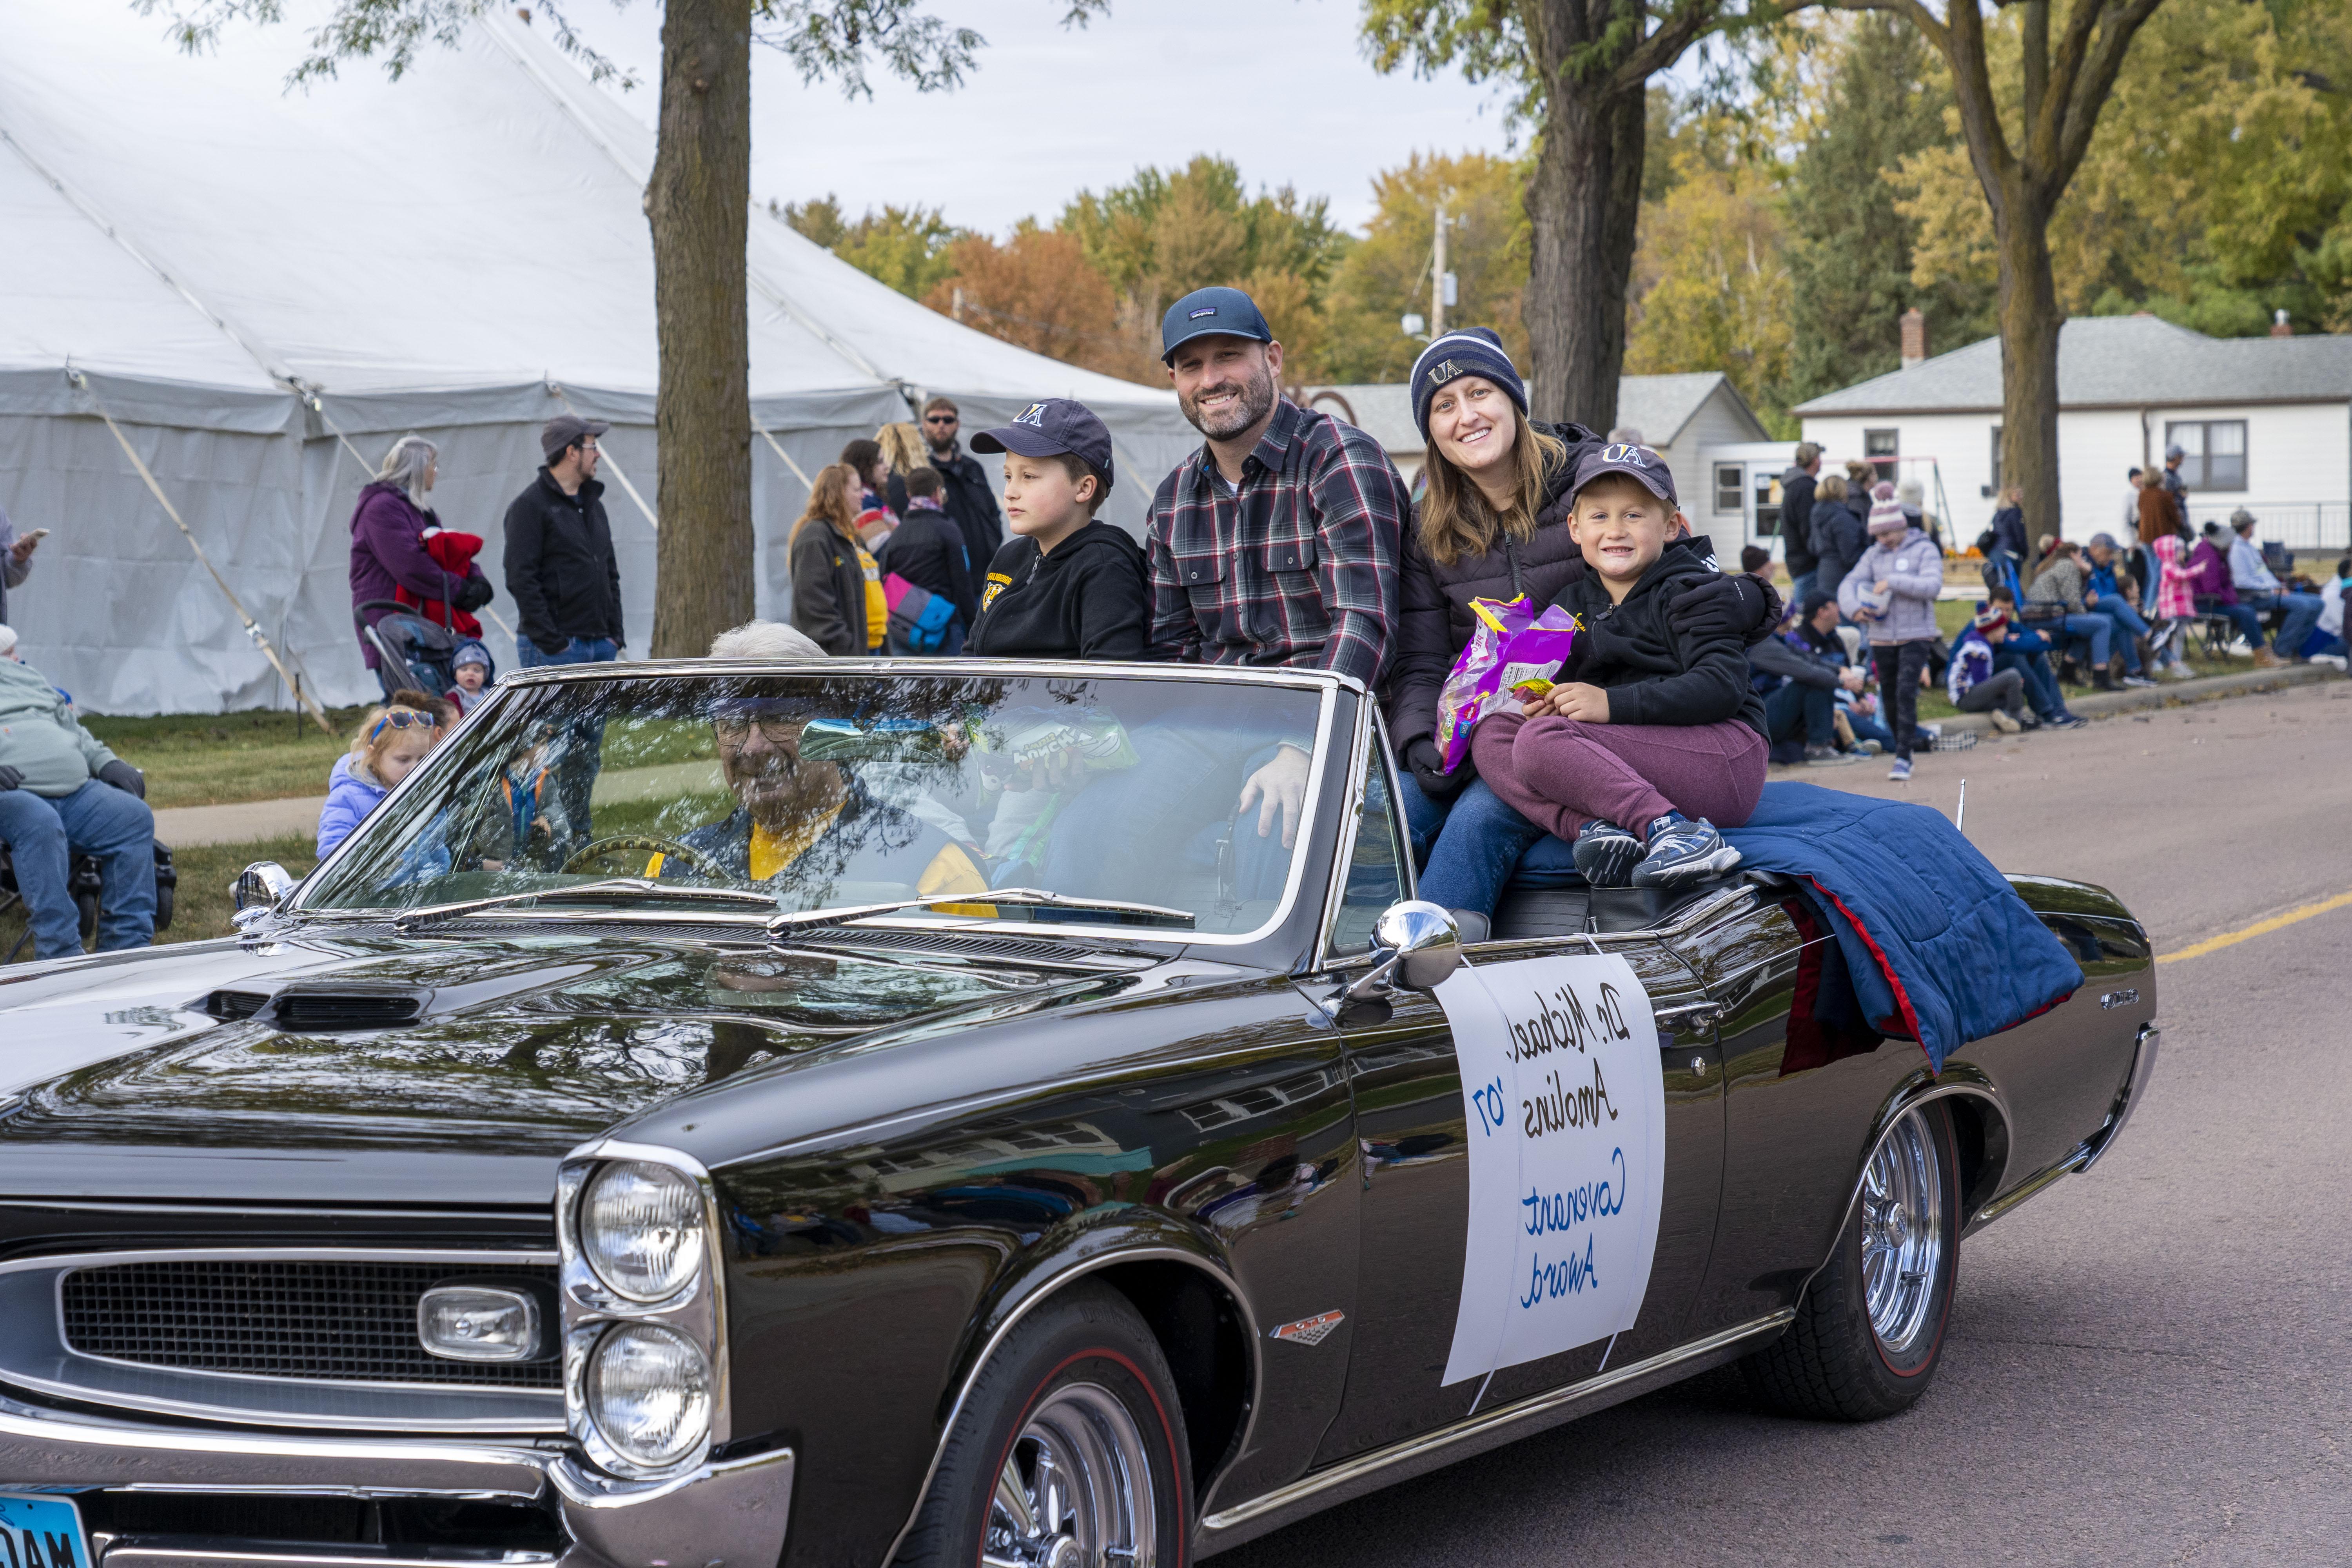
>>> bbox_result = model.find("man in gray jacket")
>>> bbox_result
[0,648,152,959]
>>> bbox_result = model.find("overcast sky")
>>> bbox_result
[578,0,1518,236]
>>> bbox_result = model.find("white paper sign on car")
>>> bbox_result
[1437,952,1665,1386]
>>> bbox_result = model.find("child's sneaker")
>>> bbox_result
[1631,813,1742,888]
[1887,756,1914,782]
[1572,818,1642,888]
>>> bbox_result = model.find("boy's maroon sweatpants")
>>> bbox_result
[1471,712,1768,840]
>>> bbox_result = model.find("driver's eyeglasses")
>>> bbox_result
[713,716,810,746]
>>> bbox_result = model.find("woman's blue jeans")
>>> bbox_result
[1392,773,1545,919]
[2058,613,2112,671]
[2089,596,2150,671]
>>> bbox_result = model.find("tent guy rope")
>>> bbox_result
[68,368,336,736]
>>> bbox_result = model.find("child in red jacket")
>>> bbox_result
[395,526,486,637]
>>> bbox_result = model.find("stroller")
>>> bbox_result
[355,600,493,702]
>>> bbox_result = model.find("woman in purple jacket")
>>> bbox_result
[348,436,491,674]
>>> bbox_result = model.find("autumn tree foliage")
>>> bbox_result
[918,228,1131,377]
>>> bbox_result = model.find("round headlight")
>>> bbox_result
[586,1323,712,1471]
[580,1160,705,1302]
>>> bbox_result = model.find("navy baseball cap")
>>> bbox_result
[1571,441,1678,508]
[1160,286,1273,363]
[970,399,1116,497]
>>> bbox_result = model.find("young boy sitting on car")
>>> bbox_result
[962,399,1149,661]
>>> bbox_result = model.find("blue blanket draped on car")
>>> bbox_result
[1719,782,2083,1071]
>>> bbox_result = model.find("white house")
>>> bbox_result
[1299,372,1770,563]
[1794,316,2352,554]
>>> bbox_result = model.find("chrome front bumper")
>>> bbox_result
[0,1390,793,1568]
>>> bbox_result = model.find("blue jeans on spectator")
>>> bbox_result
[2203,601,2267,650]
[1993,645,2067,720]
[1414,778,1546,919]
[1788,570,1818,610]
[0,780,156,960]
[1841,704,1897,752]
[515,635,618,840]
[1763,681,1836,761]
[2057,613,2112,672]
[2245,590,2324,661]
[2087,595,2150,672]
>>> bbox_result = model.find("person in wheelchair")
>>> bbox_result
[640,695,989,906]
[0,642,154,959]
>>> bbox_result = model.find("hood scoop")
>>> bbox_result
[205,989,422,1032]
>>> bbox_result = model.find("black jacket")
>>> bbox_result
[503,469,622,652]
[1384,420,1599,760]
[966,521,1150,661]
[924,442,1007,581]
[878,505,979,630]
[788,523,874,657]
[1749,633,1838,692]
[1547,536,1769,735]
[1815,495,1872,597]
[1779,468,1819,576]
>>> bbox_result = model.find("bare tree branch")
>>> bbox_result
[2053,0,2165,183]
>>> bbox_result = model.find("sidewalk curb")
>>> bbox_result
[1932,661,2339,738]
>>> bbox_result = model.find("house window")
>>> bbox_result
[1864,428,1899,457]
[2165,420,2247,491]
[1714,463,1744,514]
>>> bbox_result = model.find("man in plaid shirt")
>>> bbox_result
[1144,286,1410,847]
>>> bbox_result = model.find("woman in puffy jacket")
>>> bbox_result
[348,435,492,677]
[1837,498,1944,781]
[1378,329,1777,916]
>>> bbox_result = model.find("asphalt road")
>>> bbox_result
[1216,679,2352,1566]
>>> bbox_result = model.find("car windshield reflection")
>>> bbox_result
[300,671,1327,939]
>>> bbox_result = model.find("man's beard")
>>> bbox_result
[1181,361,1277,441]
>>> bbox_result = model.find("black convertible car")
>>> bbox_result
[0,661,2157,1568]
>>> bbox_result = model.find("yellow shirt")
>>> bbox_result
[857,541,886,652]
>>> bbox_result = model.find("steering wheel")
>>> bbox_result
[560,835,728,880]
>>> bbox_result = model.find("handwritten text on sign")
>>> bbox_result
[1437,953,1665,1386]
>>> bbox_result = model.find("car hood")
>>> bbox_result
[0,928,1076,1207]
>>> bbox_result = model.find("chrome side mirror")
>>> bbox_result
[1336,900,1463,1011]
[232,862,297,927]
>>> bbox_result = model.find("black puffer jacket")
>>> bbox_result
[1549,536,1769,736]
[1815,493,1873,597]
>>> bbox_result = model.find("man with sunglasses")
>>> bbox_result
[0,642,153,958]
[916,397,1007,583]
[658,695,988,899]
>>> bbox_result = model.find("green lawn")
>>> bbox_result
[1,833,316,965]
[84,708,372,810]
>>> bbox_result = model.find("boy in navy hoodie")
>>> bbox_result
[964,399,1149,660]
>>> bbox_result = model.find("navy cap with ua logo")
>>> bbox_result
[1571,441,1679,508]
[970,398,1116,498]
[1159,286,1274,363]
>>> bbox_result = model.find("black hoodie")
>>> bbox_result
[1548,535,1769,735]
[966,520,1151,660]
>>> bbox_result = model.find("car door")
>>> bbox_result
[1668,885,1919,1336]
[1308,738,1728,1462]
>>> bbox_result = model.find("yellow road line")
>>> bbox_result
[2158,891,2352,965]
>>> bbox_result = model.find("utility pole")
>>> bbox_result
[1431,201,1450,339]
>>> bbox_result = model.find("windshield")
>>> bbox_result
[301,670,1326,938]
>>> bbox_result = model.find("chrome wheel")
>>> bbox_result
[983,1381,1157,1568]
[1860,1107,1944,1354]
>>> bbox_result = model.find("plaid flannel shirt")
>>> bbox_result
[1144,400,1407,688]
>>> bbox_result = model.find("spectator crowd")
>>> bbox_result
[4,282,2349,960]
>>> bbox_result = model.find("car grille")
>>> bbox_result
[59,1259,561,1388]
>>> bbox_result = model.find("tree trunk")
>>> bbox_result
[1992,181,2063,568]
[1523,79,1646,434]
[647,0,754,659]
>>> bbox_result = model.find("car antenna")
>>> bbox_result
[1955,778,1967,837]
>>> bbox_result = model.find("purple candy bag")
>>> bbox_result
[1433,595,1581,773]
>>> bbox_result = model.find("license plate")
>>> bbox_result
[0,1494,90,1568]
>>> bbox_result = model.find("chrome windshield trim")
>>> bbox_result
[2,1247,563,1433]
[288,667,1339,951]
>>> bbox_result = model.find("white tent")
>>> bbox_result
[0,3,1197,714]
